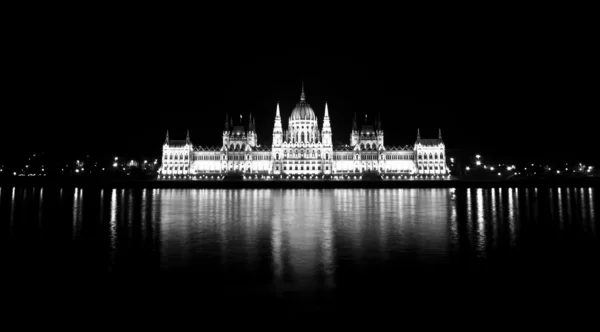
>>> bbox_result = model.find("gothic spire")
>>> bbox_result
[352,113,358,131]
[439,128,442,141]
[300,81,306,101]
[276,102,281,118]
[164,130,169,145]
[186,129,191,144]
[324,102,329,118]
[417,128,421,141]
[224,113,229,131]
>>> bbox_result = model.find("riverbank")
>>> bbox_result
[1,177,599,188]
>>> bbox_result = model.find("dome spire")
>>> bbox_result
[164,130,169,145]
[300,81,306,101]
[186,129,191,145]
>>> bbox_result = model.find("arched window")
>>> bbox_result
[326,153,329,160]
[276,153,279,160]
[301,132,304,143]
[361,144,365,150]
[429,153,433,160]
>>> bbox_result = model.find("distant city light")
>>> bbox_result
[115,157,118,161]
[75,169,80,173]
[498,173,501,176]
[450,158,454,163]
[490,167,495,171]
[466,167,470,171]
[476,155,481,159]
[144,160,148,164]
[476,161,481,166]
[113,163,118,167]
[557,170,560,174]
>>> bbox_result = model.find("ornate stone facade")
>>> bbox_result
[159,85,448,178]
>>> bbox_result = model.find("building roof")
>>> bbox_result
[290,84,317,121]
[253,146,272,152]
[195,146,221,152]
[290,102,317,121]
[231,126,246,136]
[417,139,442,146]
[385,145,413,151]
[168,140,188,147]
[334,145,355,151]
[360,125,375,135]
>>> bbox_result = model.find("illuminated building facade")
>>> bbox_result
[159,85,448,178]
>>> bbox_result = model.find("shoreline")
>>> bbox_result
[1,177,599,189]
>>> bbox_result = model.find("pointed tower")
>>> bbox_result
[300,81,306,101]
[223,113,230,147]
[439,128,443,141]
[273,102,283,146]
[376,113,384,147]
[248,113,257,147]
[164,130,169,146]
[417,128,421,141]
[186,129,192,145]
[322,102,332,146]
[351,112,359,147]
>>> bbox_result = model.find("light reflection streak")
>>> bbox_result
[490,189,498,249]
[510,188,522,247]
[566,188,572,225]
[507,188,515,247]
[449,189,458,247]
[72,188,81,239]
[549,189,554,222]
[109,189,117,272]
[322,194,335,288]
[38,188,44,234]
[99,189,104,225]
[590,188,596,236]
[10,188,16,235]
[466,188,473,246]
[476,189,485,257]
[557,188,564,232]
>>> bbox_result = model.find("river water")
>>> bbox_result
[1,187,598,320]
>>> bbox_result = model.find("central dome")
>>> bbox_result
[289,83,317,121]
[290,102,317,121]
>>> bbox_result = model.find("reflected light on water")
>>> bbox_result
[558,188,564,231]
[109,189,117,272]
[590,188,596,235]
[476,189,486,257]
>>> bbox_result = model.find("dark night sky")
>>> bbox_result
[3,15,598,165]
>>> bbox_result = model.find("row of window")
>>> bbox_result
[164,154,188,160]
[419,166,444,170]
[418,153,444,160]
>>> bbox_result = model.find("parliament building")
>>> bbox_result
[159,85,448,179]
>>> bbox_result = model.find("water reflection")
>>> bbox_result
[0,186,598,291]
